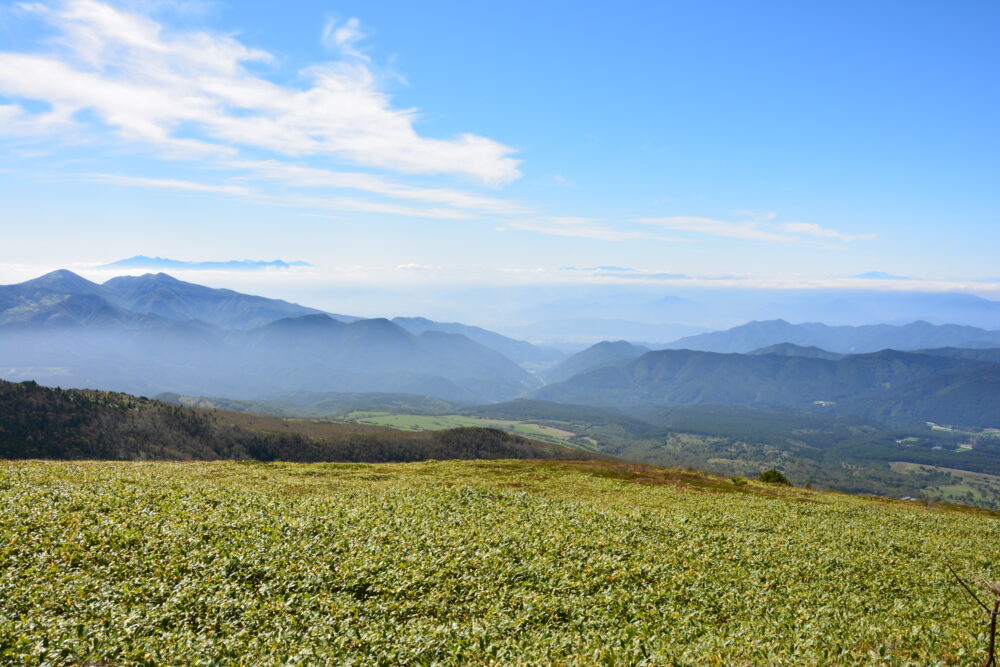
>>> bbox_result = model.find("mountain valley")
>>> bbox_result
[3,269,1000,507]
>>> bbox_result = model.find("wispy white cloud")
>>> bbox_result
[781,222,876,242]
[637,215,792,242]
[88,171,475,218]
[321,16,368,61]
[636,214,872,244]
[503,217,689,242]
[107,0,222,18]
[0,0,520,184]
[226,160,530,215]
[272,194,473,219]
[550,173,578,188]
[0,102,79,138]
[86,172,254,195]
[397,263,444,271]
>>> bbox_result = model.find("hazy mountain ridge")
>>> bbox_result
[750,343,845,360]
[543,341,650,384]
[0,271,548,403]
[914,347,1000,363]
[536,347,1000,427]
[101,256,313,271]
[392,316,565,365]
[496,289,1000,340]
[224,313,537,401]
[4,269,999,427]
[0,318,535,404]
[666,319,1000,353]
[0,270,333,330]
[2,271,564,365]
[500,318,710,348]
[101,272,344,329]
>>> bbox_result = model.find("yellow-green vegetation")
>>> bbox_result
[343,412,590,449]
[1,459,998,665]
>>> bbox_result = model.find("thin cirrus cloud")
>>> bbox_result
[0,0,521,215]
[225,160,531,215]
[86,173,256,196]
[503,217,690,243]
[85,172,475,219]
[321,16,369,62]
[636,215,872,244]
[780,222,875,242]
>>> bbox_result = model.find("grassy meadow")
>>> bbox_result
[1,458,998,665]
[342,411,589,448]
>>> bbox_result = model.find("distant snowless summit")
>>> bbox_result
[101,256,313,271]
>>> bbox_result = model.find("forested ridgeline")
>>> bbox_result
[0,380,600,463]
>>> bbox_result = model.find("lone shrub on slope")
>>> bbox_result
[759,468,792,485]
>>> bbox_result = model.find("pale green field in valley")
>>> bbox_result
[2,459,998,665]
[342,411,591,448]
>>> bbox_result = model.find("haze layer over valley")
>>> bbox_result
[3,268,1000,509]
[5,269,1000,411]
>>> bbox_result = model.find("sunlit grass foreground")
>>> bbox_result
[1,459,997,665]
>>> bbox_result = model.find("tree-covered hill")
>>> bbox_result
[535,347,1000,427]
[0,380,601,463]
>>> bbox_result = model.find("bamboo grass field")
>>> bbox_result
[2,458,998,665]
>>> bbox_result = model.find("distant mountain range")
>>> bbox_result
[0,269,332,329]
[535,345,1000,427]
[506,288,1000,333]
[664,319,1000,353]
[392,316,564,365]
[0,270,560,402]
[233,313,535,401]
[500,318,710,347]
[101,256,313,271]
[4,269,1000,428]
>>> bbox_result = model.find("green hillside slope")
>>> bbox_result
[1,459,996,664]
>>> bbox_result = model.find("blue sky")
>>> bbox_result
[0,0,998,298]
